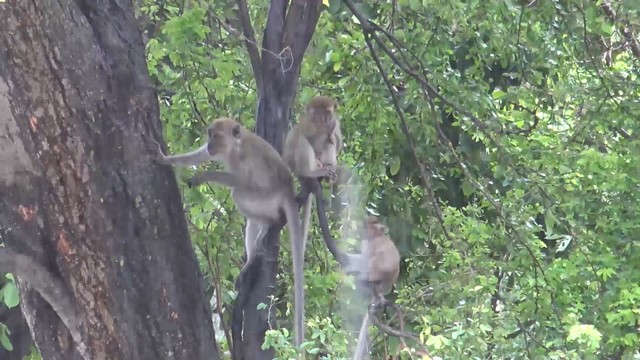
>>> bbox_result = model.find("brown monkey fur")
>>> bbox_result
[352,215,400,300]
[283,96,344,256]
[151,117,307,350]
[348,215,401,360]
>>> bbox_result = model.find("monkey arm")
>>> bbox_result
[342,253,365,275]
[187,170,238,188]
[155,143,213,167]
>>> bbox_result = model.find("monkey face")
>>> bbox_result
[206,118,242,157]
[366,216,386,238]
[306,96,338,133]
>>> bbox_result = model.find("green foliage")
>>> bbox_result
[139,0,640,358]
[0,274,19,352]
[0,323,12,352]
[1,274,20,309]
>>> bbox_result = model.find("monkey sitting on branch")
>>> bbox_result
[149,117,308,349]
[345,215,430,359]
[343,215,400,305]
[283,96,349,266]
[344,215,400,360]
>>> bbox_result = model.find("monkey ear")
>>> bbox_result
[232,124,241,138]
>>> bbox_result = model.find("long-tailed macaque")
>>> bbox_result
[344,215,400,301]
[343,215,401,360]
[149,117,307,348]
[283,96,343,256]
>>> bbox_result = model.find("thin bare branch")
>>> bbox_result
[360,30,453,243]
[236,0,263,91]
[283,0,323,71]
[367,303,430,357]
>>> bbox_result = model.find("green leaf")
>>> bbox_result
[328,0,342,14]
[492,89,507,99]
[0,327,12,352]
[389,156,401,176]
[461,181,474,196]
[601,21,614,35]
[3,282,19,308]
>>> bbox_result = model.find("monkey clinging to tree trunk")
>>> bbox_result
[149,117,308,350]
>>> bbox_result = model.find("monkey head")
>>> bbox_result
[366,215,387,239]
[206,117,242,159]
[306,96,338,133]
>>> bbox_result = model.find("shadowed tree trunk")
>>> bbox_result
[0,1,219,359]
[231,1,322,359]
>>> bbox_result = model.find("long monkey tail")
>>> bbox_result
[282,194,306,353]
[301,195,313,254]
[353,310,370,360]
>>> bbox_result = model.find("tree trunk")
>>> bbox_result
[231,1,322,359]
[0,1,219,359]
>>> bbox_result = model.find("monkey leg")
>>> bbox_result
[242,220,268,271]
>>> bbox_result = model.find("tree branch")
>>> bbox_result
[282,0,323,74]
[349,19,453,242]
[0,247,88,359]
[262,0,287,56]
[236,0,263,92]
[600,1,640,59]
[367,302,430,357]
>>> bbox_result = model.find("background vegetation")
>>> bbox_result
[2,0,640,358]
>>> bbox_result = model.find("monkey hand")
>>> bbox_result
[186,175,202,188]
[318,165,337,183]
[146,139,168,163]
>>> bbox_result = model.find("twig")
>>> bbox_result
[235,0,263,91]
[367,302,430,357]
[600,1,640,59]
[359,28,453,243]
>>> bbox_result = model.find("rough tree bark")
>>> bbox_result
[231,1,322,359]
[0,1,219,359]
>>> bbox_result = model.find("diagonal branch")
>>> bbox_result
[600,1,640,59]
[236,0,263,92]
[361,31,453,243]
[282,0,323,73]
[344,0,555,304]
